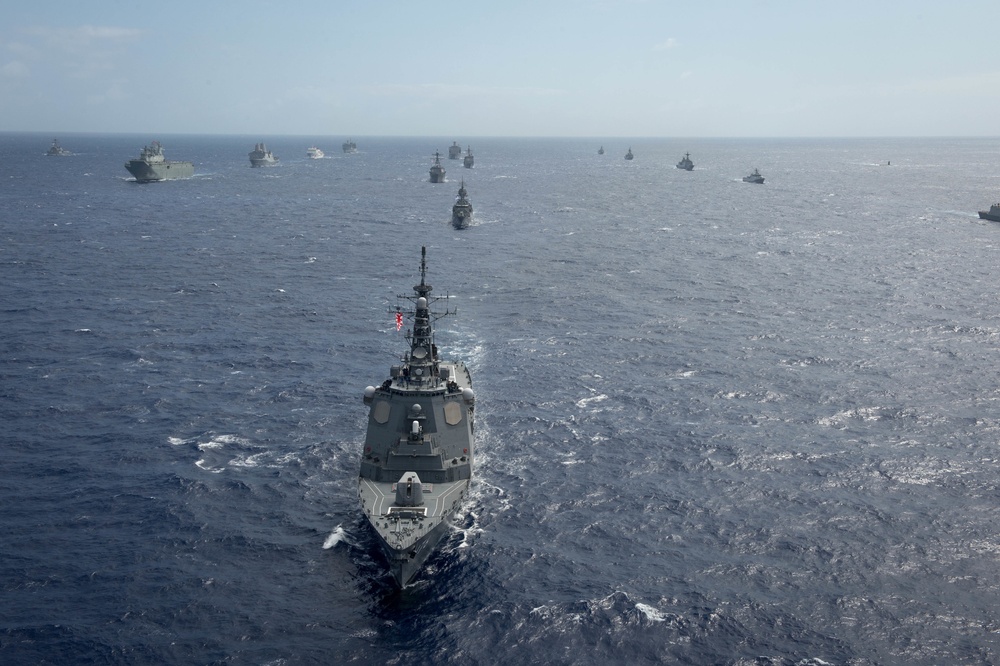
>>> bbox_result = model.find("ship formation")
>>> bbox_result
[358,247,475,586]
[124,141,194,182]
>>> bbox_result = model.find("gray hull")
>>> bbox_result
[124,160,194,182]
[452,205,472,228]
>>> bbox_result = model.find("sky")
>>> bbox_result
[2,0,998,137]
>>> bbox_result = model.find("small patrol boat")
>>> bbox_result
[448,141,462,159]
[625,147,634,160]
[742,168,765,184]
[249,142,278,167]
[452,180,473,228]
[676,152,694,170]
[598,146,604,155]
[429,151,446,183]
[358,247,476,587]
[979,203,1000,222]
[463,146,474,168]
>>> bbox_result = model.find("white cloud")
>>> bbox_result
[2,60,29,78]
[24,25,144,46]
[653,38,677,51]
[363,83,566,99]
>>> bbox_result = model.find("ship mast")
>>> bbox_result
[400,247,453,387]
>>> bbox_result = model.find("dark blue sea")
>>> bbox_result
[3,133,1000,665]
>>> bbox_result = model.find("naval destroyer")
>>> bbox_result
[463,146,474,169]
[358,247,475,586]
[451,181,473,228]
[676,152,694,170]
[742,168,765,184]
[124,141,194,182]
[46,139,71,156]
[429,151,446,183]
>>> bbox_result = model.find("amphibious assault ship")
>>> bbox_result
[124,141,194,182]
[452,181,473,228]
[249,142,278,167]
[358,247,475,587]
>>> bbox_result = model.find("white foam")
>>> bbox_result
[575,394,608,409]
[635,603,667,622]
[323,525,349,549]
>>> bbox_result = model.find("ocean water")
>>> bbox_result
[2,133,1000,665]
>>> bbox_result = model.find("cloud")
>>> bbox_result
[23,24,144,46]
[653,38,678,51]
[363,83,566,99]
[2,60,29,78]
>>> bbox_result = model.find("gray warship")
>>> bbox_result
[249,142,278,167]
[46,139,71,156]
[742,168,765,184]
[429,151,446,183]
[124,141,194,182]
[979,203,1000,222]
[452,181,473,228]
[358,247,475,587]
[448,141,462,159]
[463,146,474,168]
[676,152,694,170]
[625,147,634,160]
[343,139,358,154]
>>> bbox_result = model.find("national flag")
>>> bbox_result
[395,312,403,331]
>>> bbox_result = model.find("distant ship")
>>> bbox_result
[429,151,446,183]
[249,142,278,167]
[358,246,475,587]
[452,180,473,228]
[448,142,462,159]
[676,152,694,171]
[463,146,474,168]
[979,203,1000,222]
[598,146,604,155]
[46,139,71,156]
[742,168,765,184]
[124,141,194,182]
[306,146,325,159]
[625,148,634,160]
[343,139,357,154]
